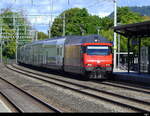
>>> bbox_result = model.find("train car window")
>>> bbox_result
[86,45,111,55]
[60,47,62,56]
[46,51,48,63]
[57,47,59,55]
[81,46,86,53]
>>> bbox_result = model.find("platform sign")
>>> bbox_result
[132,39,138,45]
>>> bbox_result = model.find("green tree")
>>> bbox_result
[116,7,144,52]
[0,8,31,59]
[51,8,113,37]
[51,7,146,53]
[51,8,90,37]
[117,7,144,24]
[99,7,145,52]
[38,32,48,40]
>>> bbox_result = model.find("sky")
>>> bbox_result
[0,0,150,33]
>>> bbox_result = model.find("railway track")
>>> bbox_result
[12,64,150,97]
[0,92,20,112]
[13,64,150,94]
[5,64,150,112]
[93,80,150,95]
[0,76,62,113]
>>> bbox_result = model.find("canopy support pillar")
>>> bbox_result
[138,38,141,74]
[128,37,130,74]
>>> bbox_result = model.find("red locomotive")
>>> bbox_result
[18,35,113,79]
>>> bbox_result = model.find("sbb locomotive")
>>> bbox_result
[17,35,113,79]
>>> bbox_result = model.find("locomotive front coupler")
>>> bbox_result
[89,66,106,79]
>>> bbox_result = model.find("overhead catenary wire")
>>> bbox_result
[0,0,146,63]
[86,0,113,9]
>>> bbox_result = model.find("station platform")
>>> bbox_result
[113,69,150,86]
[0,100,11,112]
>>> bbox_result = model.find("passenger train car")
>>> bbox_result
[17,35,113,79]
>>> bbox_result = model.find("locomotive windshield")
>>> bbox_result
[86,45,111,55]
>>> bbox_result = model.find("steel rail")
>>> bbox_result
[0,91,23,113]
[101,81,150,94]
[6,64,150,112]
[14,64,150,94]
[0,76,62,113]
[12,64,150,95]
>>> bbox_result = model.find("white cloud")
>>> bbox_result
[99,12,111,17]
[73,4,84,8]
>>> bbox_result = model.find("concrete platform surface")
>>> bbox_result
[113,69,150,86]
[0,100,11,112]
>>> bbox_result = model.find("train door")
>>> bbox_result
[56,46,62,65]
[56,38,65,68]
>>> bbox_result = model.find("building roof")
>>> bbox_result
[113,21,150,38]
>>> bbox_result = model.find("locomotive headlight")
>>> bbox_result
[106,64,111,66]
[86,64,92,66]
[95,39,98,42]
[97,60,101,63]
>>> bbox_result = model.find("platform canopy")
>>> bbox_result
[113,21,150,74]
[113,21,150,38]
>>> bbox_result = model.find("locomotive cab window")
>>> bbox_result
[86,45,111,55]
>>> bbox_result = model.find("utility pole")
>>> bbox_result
[49,0,53,38]
[62,13,65,36]
[31,30,36,41]
[117,22,121,69]
[62,0,70,36]
[16,27,19,64]
[48,21,51,38]
[35,31,38,41]
[98,29,99,35]
[13,14,16,29]
[113,0,117,69]
[118,33,120,69]
[80,25,84,36]
[31,30,34,42]
[13,14,18,64]
[0,25,2,63]
[97,27,101,35]
[24,25,26,36]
